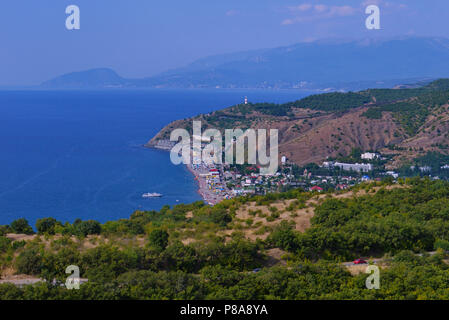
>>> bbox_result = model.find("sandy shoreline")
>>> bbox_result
[185,164,223,206]
[147,144,226,206]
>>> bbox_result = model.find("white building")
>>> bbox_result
[336,162,373,173]
[386,171,399,179]
[323,161,373,173]
[361,152,380,160]
[419,166,431,173]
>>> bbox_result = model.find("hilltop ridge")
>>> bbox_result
[40,37,449,91]
[148,79,449,168]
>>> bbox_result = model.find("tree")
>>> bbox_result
[434,239,449,251]
[209,208,232,227]
[221,239,261,271]
[148,229,169,251]
[73,220,101,237]
[267,221,299,251]
[36,217,61,235]
[10,218,34,235]
[15,247,42,275]
[162,241,199,272]
[0,236,11,253]
[0,225,11,236]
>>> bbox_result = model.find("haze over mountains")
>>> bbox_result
[42,37,449,91]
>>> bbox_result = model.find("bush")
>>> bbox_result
[162,241,199,273]
[149,229,169,251]
[73,220,101,237]
[434,239,449,251]
[269,206,278,213]
[270,211,280,219]
[11,240,26,250]
[36,217,61,235]
[10,218,34,235]
[267,221,299,251]
[220,239,261,271]
[0,236,11,253]
[0,225,11,236]
[209,208,232,227]
[80,245,144,281]
[15,247,43,275]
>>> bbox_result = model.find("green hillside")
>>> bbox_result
[1,178,449,299]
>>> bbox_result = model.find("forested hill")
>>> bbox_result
[1,178,449,299]
[149,79,449,167]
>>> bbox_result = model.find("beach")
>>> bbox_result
[186,163,229,206]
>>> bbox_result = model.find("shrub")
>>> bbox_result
[149,229,169,251]
[0,236,11,253]
[10,218,34,235]
[16,247,43,275]
[209,208,232,227]
[267,221,299,251]
[73,220,101,237]
[36,217,61,235]
[434,239,449,251]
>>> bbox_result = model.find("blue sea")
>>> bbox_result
[0,89,310,226]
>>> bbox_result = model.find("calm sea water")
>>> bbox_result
[0,89,310,226]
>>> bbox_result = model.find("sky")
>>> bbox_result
[0,0,448,85]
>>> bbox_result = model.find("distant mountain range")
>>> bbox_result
[41,37,449,91]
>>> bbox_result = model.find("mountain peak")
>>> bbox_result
[41,68,125,88]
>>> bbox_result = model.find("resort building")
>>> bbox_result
[323,161,373,173]
[361,152,380,160]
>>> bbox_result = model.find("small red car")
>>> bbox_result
[353,259,367,264]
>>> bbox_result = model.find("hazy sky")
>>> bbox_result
[1,0,448,85]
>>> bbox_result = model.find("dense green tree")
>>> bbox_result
[267,221,299,251]
[41,247,81,282]
[80,245,145,282]
[148,229,169,251]
[73,220,101,237]
[161,241,199,273]
[0,225,11,236]
[36,217,61,235]
[15,247,43,275]
[434,239,449,251]
[10,218,34,235]
[210,208,232,226]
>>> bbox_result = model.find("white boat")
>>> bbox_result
[142,192,162,198]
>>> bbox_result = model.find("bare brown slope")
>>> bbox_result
[280,107,402,165]
[147,104,404,166]
[382,103,449,167]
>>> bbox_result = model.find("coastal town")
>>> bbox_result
[186,151,426,205]
[185,150,449,205]
[150,127,449,205]
[147,85,449,206]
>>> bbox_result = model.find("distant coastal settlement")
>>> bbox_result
[145,79,449,205]
[149,139,448,206]
[150,141,229,204]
